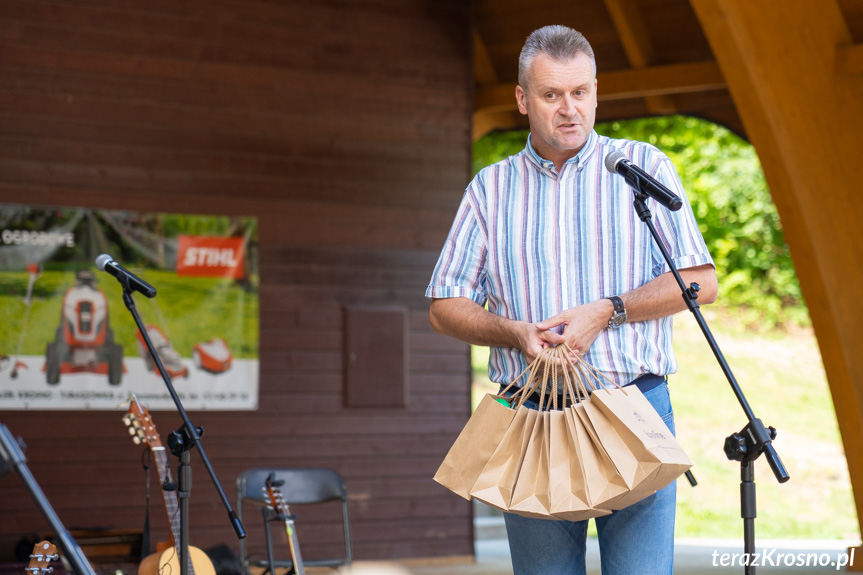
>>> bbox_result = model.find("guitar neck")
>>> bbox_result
[152,447,195,575]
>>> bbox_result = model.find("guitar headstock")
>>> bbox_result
[122,394,163,449]
[26,541,57,575]
[264,473,291,517]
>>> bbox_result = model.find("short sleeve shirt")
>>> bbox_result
[426,130,714,387]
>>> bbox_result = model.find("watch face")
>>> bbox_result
[610,313,626,327]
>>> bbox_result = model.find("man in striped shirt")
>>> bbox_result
[426,25,717,575]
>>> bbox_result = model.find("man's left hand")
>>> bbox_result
[534,298,613,355]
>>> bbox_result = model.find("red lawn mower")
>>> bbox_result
[136,324,189,379]
[44,270,124,385]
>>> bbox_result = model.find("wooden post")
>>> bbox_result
[691,0,863,547]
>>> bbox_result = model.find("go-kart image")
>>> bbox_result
[193,337,233,374]
[136,324,189,379]
[44,270,124,385]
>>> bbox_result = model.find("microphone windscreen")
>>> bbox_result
[604,149,627,173]
[95,254,113,271]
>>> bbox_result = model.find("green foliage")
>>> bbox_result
[473,117,807,328]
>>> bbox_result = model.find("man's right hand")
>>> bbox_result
[429,297,564,363]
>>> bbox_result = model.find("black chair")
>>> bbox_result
[236,467,352,574]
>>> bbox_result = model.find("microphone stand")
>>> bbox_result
[114,279,246,575]
[627,185,790,575]
[0,424,96,575]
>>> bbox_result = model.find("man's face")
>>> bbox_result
[516,52,597,166]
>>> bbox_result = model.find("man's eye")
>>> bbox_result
[545,93,557,101]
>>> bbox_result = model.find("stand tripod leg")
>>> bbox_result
[262,508,276,575]
[741,460,756,574]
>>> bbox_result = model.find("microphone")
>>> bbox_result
[95,254,157,298]
[604,149,683,211]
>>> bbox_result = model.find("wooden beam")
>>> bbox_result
[472,110,521,140]
[473,28,498,86]
[603,0,677,114]
[600,60,725,99]
[603,0,655,67]
[838,43,863,73]
[691,0,863,547]
[475,60,725,113]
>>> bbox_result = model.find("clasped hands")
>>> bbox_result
[518,299,612,364]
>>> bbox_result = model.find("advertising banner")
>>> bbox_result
[0,204,259,410]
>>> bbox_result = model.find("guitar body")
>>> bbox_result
[138,546,215,575]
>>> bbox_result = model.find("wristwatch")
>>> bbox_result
[606,296,627,328]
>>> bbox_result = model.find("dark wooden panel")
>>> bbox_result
[344,306,407,408]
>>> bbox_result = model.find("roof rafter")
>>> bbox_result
[473,27,521,139]
[603,0,677,114]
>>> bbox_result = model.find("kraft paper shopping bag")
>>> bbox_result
[470,404,538,512]
[548,406,612,520]
[574,399,657,510]
[508,410,557,519]
[433,393,516,500]
[590,385,692,493]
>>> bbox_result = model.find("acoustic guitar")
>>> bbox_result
[25,541,58,575]
[264,473,305,575]
[123,395,215,575]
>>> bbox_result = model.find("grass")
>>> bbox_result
[0,269,259,360]
[470,309,860,541]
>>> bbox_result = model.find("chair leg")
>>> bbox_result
[262,506,277,575]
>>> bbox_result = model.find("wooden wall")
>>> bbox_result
[0,0,474,564]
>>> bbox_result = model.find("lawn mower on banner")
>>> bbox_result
[135,324,189,379]
[44,269,124,385]
[193,337,233,374]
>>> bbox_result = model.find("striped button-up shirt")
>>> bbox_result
[426,130,714,387]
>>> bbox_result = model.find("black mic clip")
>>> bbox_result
[94,254,157,298]
[604,149,684,212]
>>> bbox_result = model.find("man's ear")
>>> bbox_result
[515,85,528,115]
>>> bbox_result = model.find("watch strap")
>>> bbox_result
[607,295,625,314]
[606,295,626,327]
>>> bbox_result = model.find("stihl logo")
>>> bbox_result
[183,247,240,267]
[177,236,245,279]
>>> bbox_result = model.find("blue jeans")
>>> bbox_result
[503,382,677,575]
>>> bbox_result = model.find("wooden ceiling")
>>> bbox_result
[472,0,863,140]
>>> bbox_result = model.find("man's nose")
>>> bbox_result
[559,95,578,117]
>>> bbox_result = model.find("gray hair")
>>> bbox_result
[518,25,596,88]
